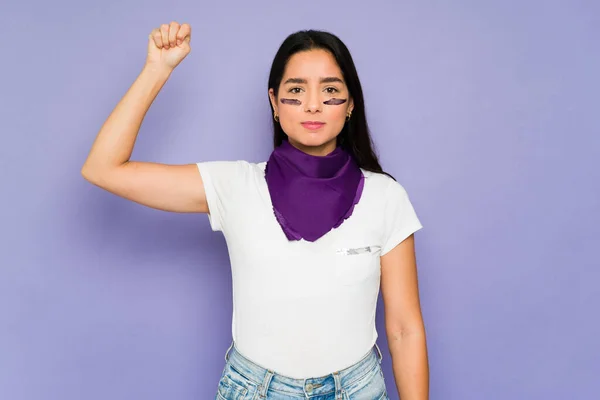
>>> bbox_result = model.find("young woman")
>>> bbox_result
[82,21,429,400]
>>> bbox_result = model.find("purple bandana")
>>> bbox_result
[264,140,364,242]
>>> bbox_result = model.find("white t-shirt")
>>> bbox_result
[196,160,423,378]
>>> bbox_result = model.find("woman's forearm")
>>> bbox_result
[389,331,429,399]
[82,65,171,177]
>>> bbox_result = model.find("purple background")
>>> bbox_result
[2,1,598,399]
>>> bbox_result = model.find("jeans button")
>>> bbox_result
[306,383,313,391]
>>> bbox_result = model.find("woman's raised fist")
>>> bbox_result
[146,22,191,71]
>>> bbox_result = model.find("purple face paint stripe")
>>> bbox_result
[323,98,347,105]
[280,98,302,105]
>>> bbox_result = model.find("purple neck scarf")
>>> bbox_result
[264,140,364,242]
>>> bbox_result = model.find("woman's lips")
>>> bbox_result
[301,121,326,130]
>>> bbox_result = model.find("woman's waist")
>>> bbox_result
[225,337,382,384]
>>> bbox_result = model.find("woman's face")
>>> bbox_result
[269,49,354,156]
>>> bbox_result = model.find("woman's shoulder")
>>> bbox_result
[362,169,411,199]
[362,169,395,188]
[198,159,266,173]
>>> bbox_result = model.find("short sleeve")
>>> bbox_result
[381,179,424,255]
[196,160,249,233]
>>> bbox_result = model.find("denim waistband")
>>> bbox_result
[223,341,383,397]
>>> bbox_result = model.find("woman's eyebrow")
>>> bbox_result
[283,77,344,85]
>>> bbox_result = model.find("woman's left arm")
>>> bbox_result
[380,234,429,400]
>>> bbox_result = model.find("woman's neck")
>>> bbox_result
[287,137,337,157]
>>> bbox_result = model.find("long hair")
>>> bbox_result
[267,30,394,179]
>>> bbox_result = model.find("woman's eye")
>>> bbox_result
[325,87,339,94]
[289,87,302,94]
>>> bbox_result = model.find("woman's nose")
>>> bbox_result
[304,91,322,113]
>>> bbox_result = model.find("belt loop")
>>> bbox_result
[333,371,343,400]
[224,340,234,362]
[259,370,274,398]
[374,342,383,363]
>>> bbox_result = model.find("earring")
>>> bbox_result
[274,112,279,122]
[346,111,352,121]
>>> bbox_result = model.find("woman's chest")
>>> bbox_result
[224,182,386,293]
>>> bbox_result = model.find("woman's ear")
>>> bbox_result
[268,88,278,114]
[348,97,354,114]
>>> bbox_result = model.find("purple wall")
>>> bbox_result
[2,1,598,399]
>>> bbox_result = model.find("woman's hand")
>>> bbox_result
[146,21,191,72]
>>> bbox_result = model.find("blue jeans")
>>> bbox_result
[216,341,389,399]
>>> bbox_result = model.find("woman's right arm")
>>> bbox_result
[81,22,206,213]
